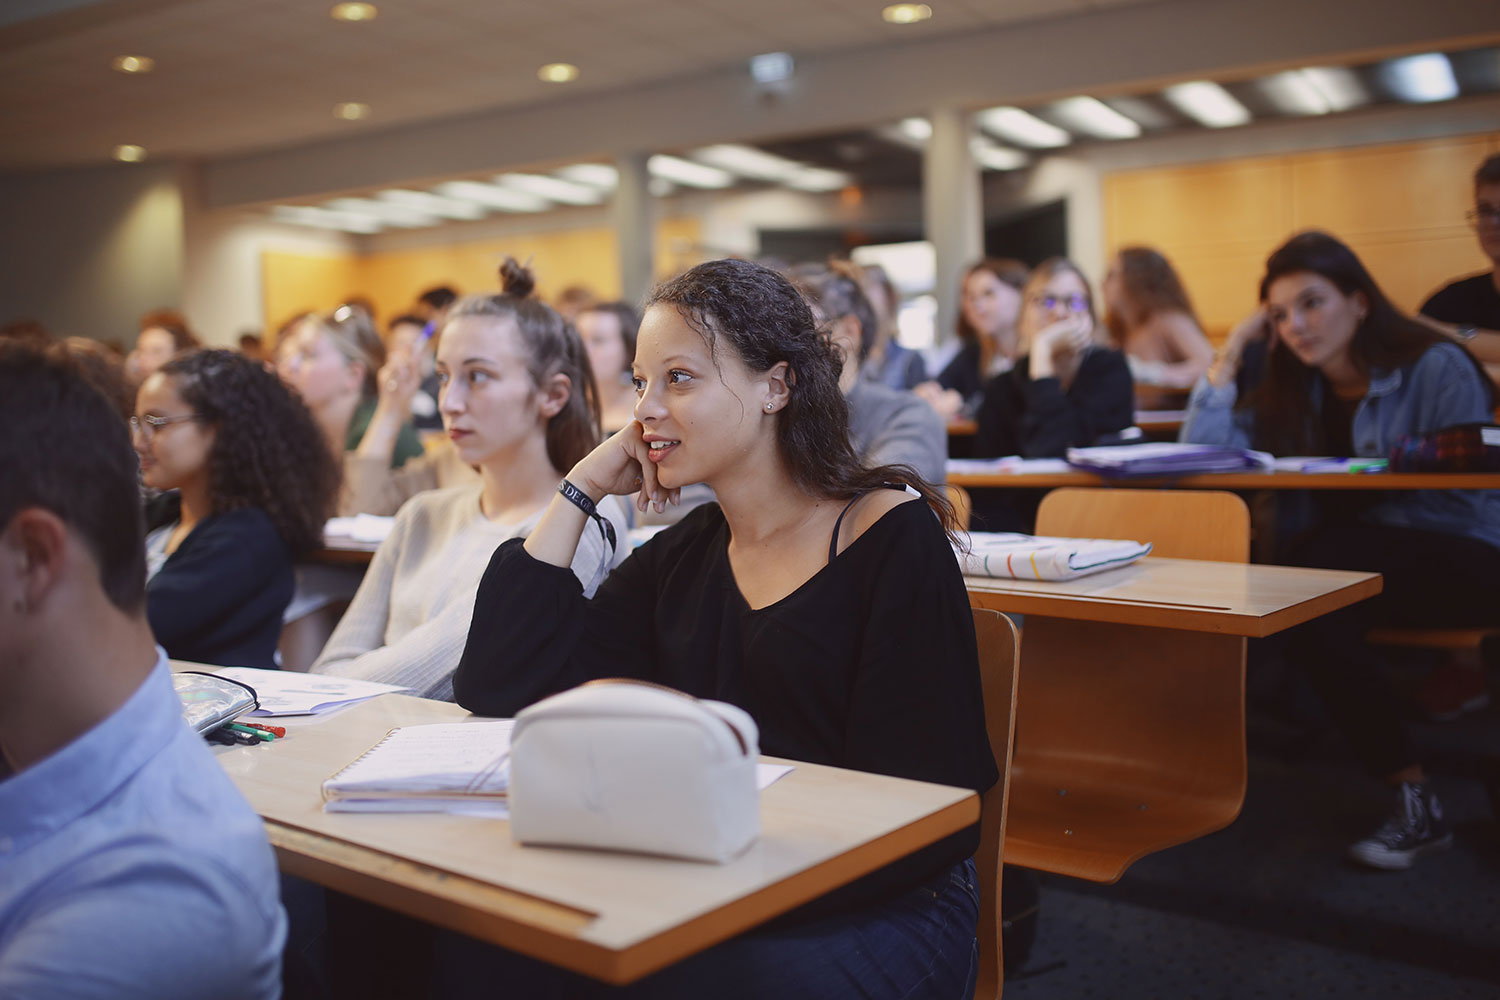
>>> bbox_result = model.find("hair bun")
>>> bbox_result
[498,257,536,299]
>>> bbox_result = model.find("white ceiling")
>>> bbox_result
[0,0,1159,171]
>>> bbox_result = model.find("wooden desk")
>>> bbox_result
[206,692,977,984]
[964,557,1380,881]
[949,468,1500,491]
[964,556,1380,637]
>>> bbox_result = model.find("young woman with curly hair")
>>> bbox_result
[446,259,992,1000]
[309,260,628,701]
[135,349,339,669]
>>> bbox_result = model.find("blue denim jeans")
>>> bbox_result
[433,858,981,999]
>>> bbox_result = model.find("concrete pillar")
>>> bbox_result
[923,107,984,348]
[614,151,654,306]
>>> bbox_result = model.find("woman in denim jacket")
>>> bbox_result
[1184,230,1499,872]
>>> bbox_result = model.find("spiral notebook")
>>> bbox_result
[322,721,515,816]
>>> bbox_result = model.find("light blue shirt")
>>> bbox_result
[0,651,285,999]
[1181,341,1500,551]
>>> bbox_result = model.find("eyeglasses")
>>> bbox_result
[1466,206,1500,226]
[130,413,201,438]
[1030,293,1090,313]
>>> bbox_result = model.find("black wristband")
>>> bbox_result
[558,479,617,573]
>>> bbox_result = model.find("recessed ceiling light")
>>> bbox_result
[554,164,619,190]
[111,55,154,74]
[113,144,146,162]
[326,197,437,228]
[1298,67,1371,113]
[970,137,1028,171]
[1381,53,1459,103]
[749,52,794,84]
[899,117,933,142]
[1161,81,1252,128]
[495,173,604,206]
[882,4,933,24]
[1050,96,1142,140]
[647,155,734,189]
[330,3,377,22]
[976,107,1071,149]
[538,63,580,83]
[273,205,382,234]
[333,103,370,120]
[434,181,550,213]
[1259,71,1332,116]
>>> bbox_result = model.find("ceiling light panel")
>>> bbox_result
[969,138,1028,171]
[496,173,604,205]
[1100,96,1178,131]
[784,167,853,192]
[330,3,377,22]
[273,205,382,234]
[434,181,549,213]
[1161,81,1252,128]
[692,144,801,182]
[1298,67,1372,112]
[882,4,933,24]
[111,55,154,74]
[1381,53,1459,103]
[899,117,933,143]
[976,107,1071,149]
[1258,71,1331,115]
[538,63,580,83]
[325,197,437,228]
[647,155,734,189]
[554,164,619,190]
[379,189,486,220]
[1049,96,1142,139]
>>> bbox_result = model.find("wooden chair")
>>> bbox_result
[971,608,1020,1000]
[1003,488,1251,883]
[946,482,974,531]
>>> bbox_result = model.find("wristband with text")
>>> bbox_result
[558,479,617,592]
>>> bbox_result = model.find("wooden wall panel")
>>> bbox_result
[261,251,362,337]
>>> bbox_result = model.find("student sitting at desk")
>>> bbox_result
[789,259,947,485]
[136,349,338,669]
[451,259,994,1000]
[311,260,627,701]
[0,344,284,998]
[916,257,1029,420]
[1182,230,1500,870]
[1102,245,1215,407]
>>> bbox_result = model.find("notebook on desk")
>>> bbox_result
[322,721,515,816]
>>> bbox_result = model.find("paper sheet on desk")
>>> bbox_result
[324,762,797,818]
[946,456,1072,476]
[213,667,412,716]
[957,532,1152,581]
[323,514,395,544]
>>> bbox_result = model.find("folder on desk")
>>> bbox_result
[1065,443,1272,477]
[957,532,1152,581]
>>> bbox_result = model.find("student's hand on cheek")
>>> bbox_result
[569,423,679,512]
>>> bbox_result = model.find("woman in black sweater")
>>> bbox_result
[134,350,338,668]
[449,259,995,999]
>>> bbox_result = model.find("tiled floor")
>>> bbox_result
[1007,691,1500,999]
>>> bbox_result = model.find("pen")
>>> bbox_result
[239,722,286,738]
[225,722,275,741]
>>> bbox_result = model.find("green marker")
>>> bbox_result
[225,722,274,741]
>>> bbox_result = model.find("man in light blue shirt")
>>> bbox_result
[0,345,285,998]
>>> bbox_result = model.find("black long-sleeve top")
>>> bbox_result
[145,495,293,670]
[973,347,1135,459]
[454,497,997,916]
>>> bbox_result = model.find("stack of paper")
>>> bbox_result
[212,668,411,717]
[957,532,1152,581]
[322,721,797,818]
[324,722,516,816]
[1066,443,1272,477]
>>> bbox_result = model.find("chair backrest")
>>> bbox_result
[1036,488,1250,563]
[946,482,973,532]
[971,607,1020,1000]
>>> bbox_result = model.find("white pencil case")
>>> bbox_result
[508,679,761,863]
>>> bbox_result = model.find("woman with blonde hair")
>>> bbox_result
[276,303,425,469]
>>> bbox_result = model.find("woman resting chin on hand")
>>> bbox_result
[446,259,996,1000]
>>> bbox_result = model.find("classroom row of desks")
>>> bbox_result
[192,554,1380,985]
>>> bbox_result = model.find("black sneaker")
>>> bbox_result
[1347,782,1453,870]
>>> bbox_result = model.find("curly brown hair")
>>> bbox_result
[647,258,958,538]
[158,349,341,554]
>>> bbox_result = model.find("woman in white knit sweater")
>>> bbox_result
[311,260,627,700]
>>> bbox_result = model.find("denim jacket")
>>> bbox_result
[1181,342,1500,551]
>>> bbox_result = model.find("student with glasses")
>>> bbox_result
[1419,153,1500,378]
[971,258,1134,526]
[134,349,339,669]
